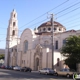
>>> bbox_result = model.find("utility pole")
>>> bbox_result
[51,14,54,70]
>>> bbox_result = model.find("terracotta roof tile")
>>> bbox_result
[38,21,66,29]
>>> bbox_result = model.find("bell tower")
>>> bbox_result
[7,9,18,41]
[5,9,18,66]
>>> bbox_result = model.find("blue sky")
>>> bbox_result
[0,0,80,49]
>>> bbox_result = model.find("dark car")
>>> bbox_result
[1,65,5,69]
[0,64,2,68]
[20,67,32,72]
[10,66,15,70]
[5,66,14,70]
[5,66,10,69]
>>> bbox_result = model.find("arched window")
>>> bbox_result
[48,27,51,31]
[59,28,61,31]
[54,28,56,30]
[12,30,15,36]
[15,49,17,52]
[57,58,60,66]
[12,48,13,52]
[14,14,15,17]
[43,28,46,31]
[24,40,28,53]
[55,40,58,49]
[63,38,67,45]
[13,22,16,26]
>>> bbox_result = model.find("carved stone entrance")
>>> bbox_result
[34,44,42,70]
[35,57,39,70]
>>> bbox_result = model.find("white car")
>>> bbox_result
[13,66,21,71]
[39,68,56,75]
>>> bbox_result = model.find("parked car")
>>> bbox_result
[0,64,2,68]
[1,65,5,69]
[5,66,14,70]
[5,66,10,69]
[13,66,21,71]
[10,66,15,70]
[39,68,56,75]
[20,67,32,72]
[55,68,76,78]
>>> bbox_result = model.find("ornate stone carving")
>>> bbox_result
[34,44,43,70]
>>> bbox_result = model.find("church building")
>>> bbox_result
[5,10,80,70]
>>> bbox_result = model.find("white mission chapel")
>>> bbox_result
[5,10,80,70]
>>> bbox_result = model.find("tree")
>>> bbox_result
[61,35,80,70]
[0,54,4,59]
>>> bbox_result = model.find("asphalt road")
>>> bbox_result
[0,69,73,80]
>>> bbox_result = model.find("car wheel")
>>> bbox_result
[20,70,22,71]
[39,71,41,74]
[24,70,26,72]
[55,73,58,76]
[29,70,31,72]
[66,74,70,78]
[45,72,48,75]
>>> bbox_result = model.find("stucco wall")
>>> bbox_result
[20,29,33,52]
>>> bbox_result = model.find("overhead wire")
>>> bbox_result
[19,4,80,32]
[0,0,79,31]
[1,0,80,48]
[19,1,80,31]
[19,0,69,29]
[57,12,80,22]
[57,6,80,18]
[24,18,48,29]
[55,1,80,15]
[67,24,80,30]
[62,17,80,25]
[0,0,80,38]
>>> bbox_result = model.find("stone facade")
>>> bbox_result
[5,10,80,71]
[5,9,18,66]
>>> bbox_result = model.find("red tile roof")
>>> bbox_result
[38,21,66,29]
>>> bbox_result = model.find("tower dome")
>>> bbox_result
[37,21,66,33]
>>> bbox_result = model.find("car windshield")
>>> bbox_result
[23,67,26,68]
[16,66,20,68]
[43,68,52,70]
[60,69,69,71]
[47,68,52,70]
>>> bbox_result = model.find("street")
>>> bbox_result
[0,69,73,80]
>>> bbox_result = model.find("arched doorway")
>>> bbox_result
[34,44,42,70]
[35,58,39,70]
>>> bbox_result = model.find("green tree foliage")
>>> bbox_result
[0,54,4,59]
[61,35,80,70]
